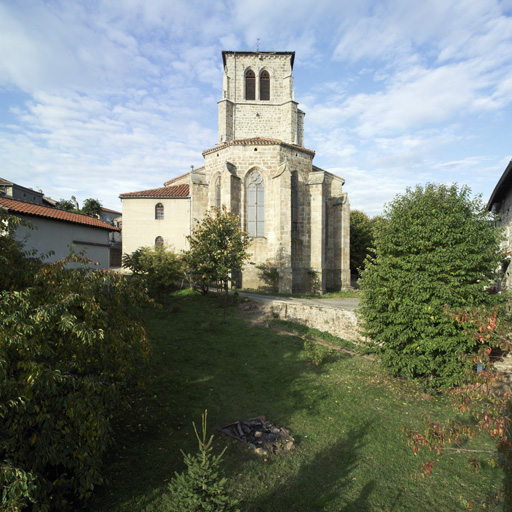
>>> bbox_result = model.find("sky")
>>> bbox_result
[1,0,511,216]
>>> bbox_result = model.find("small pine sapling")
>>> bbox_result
[167,411,239,511]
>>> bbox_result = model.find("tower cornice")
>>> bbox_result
[222,51,295,69]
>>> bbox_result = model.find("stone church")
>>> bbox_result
[120,51,350,293]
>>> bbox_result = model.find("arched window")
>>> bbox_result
[247,171,264,237]
[155,236,164,248]
[260,70,270,101]
[245,69,255,100]
[215,175,221,209]
[155,203,164,219]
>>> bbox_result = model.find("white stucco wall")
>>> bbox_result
[121,197,191,257]
[14,215,112,268]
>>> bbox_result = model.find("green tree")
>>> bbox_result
[186,207,251,306]
[81,198,103,218]
[123,245,185,299]
[0,210,42,292]
[350,210,376,273]
[55,199,76,211]
[359,183,504,389]
[163,411,239,512]
[0,217,150,510]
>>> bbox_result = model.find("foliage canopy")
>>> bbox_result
[186,207,251,299]
[359,183,504,389]
[0,211,150,511]
[81,198,103,218]
[349,210,380,273]
[123,245,184,298]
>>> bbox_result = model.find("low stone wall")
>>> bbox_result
[268,300,361,341]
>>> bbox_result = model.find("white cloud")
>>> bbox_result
[0,0,510,216]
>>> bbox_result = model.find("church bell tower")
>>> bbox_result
[217,51,305,146]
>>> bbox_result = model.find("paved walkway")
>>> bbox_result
[236,291,360,311]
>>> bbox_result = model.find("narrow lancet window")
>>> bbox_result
[215,175,221,209]
[245,70,255,100]
[155,203,164,219]
[248,171,264,237]
[155,236,164,248]
[260,70,270,101]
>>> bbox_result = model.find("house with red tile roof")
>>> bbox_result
[120,51,350,292]
[0,195,120,269]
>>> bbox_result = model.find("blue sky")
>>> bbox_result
[1,0,511,215]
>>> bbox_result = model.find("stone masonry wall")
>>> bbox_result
[269,300,361,342]
[203,140,321,291]
[218,52,303,146]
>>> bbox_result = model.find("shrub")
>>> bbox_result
[307,269,321,294]
[359,183,504,389]
[303,339,333,367]
[256,260,279,291]
[0,253,150,510]
[123,245,185,298]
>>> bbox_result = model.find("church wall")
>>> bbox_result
[230,101,301,145]
[121,197,190,257]
[218,100,234,143]
[164,173,190,187]
[203,141,319,291]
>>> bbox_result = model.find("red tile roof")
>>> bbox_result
[0,197,120,231]
[101,207,122,215]
[202,137,315,156]
[119,183,190,198]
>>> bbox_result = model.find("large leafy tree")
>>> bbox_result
[55,199,76,211]
[81,198,103,218]
[359,183,504,389]
[186,207,251,304]
[350,210,382,273]
[0,211,150,510]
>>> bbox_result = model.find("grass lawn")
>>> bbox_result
[84,291,502,511]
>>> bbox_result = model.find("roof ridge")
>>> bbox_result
[0,196,119,231]
[202,137,315,156]
[119,183,190,198]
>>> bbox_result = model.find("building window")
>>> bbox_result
[291,171,299,239]
[155,203,164,219]
[248,171,264,237]
[260,70,270,101]
[155,236,164,248]
[215,175,221,209]
[245,69,255,100]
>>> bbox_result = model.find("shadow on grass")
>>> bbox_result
[84,294,345,511]
[243,425,374,512]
